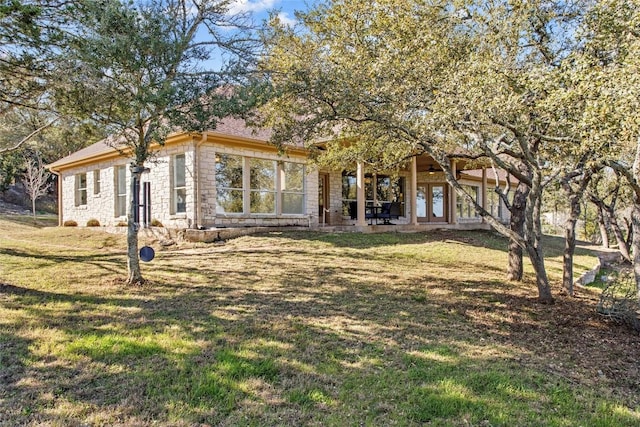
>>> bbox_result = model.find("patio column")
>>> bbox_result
[481,167,487,223]
[356,161,367,226]
[410,156,418,225]
[450,159,457,224]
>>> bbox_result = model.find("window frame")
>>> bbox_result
[215,154,307,217]
[341,172,405,216]
[172,153,187,215]
[280,161,306,215]
[456,184,480,219]
[114,165,127,218]
[93,169,101,195]
[249,158,277,214]
[215,153,245,214]
[75,173,87,206]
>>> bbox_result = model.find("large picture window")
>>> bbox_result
[342,172,405,216]
[281,162,305,214]
[215,154,306,216]
[216,154,244,214]
[115,165,127,217]
[457,184,480,219]
[173,154,186,214]
[250,158,276,214]
[75,173,87,206]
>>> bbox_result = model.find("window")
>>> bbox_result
[115,165,127,217]
[486,188,502,219]
[457,184,480,219]
[216,154,307,216]
[341,172,405,216]
[216,154,244,213]
[93,170,101,195]
[377,175,405,215]
[250,158,276,214]
[173,154,186,214]
[75,173,87,206]
[341,171,357,215]
[281,162,305,214]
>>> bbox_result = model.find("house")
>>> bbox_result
[48,117,510,237]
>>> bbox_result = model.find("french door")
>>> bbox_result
[417,183,447,222]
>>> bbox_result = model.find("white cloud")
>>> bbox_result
[276,11,297,27]
[227,0,278,15]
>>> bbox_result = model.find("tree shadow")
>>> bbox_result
[1,231,638,425]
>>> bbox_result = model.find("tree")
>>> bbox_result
[588,171,633,262]
[261,0,593,303]
[57,0,260,284]
[22,153,49,220]
[574,0,640,297]
[0,1,71,152]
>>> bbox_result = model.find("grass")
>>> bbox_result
[0,214,639,426]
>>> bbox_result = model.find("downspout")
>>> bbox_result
[195,132,208,229]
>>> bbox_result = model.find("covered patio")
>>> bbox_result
[318,153,505,230]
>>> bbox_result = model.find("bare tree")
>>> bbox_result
[22,154,50,221]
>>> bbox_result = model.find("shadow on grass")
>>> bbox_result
[0,246,125,277]
[0,230,637,425]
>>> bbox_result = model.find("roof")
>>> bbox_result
[460,168,510,182]
[48,116,276,171]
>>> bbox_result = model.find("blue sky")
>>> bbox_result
[229,0,312,26]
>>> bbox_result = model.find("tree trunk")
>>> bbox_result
[526,172,553,304]
[527,246,553,303]
[562,196,581,296]
[507,184,527,281]
[608,209,632,263]
[32,198,36,222]
[595,204,609,248]
[632,202,640,301]
[127,167,143,285]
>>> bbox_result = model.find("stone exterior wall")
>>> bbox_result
[198,142,315,228]
[60,158,125,227]
[58,143,195,228]
[58,138,316,229]
[56,137,509,230]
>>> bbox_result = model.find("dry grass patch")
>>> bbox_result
[0,220,639,426]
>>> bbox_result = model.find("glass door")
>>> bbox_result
[319,173,330,225]
[430,184,446,222]
[417,183,447,222]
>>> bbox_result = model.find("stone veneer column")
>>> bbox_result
[356,161,367,227]
[482,167,487,223]
[410,156,418,226]
[450,159,457,224]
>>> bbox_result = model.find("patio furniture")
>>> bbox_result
[376,202,402,224]
[349,201,401,224]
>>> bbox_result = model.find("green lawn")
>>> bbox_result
[0,215,638,426]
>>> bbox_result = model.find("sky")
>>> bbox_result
[228,0,312,27]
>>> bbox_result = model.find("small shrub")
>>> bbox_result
[116,221,128,227]
[150,218,163,227]
[86,219,100,227]
[63,220,78,227]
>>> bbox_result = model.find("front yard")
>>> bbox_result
[0,216,638,426]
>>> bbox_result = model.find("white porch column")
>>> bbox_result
[410,156,418,225]
[481,167,487,223]
[450,159,457,224]
[356,161,367,226]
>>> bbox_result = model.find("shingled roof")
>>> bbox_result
[48,116,275,171]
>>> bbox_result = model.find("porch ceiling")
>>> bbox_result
[414,154,471,173]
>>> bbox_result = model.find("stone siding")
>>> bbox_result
[58,139,315,229]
